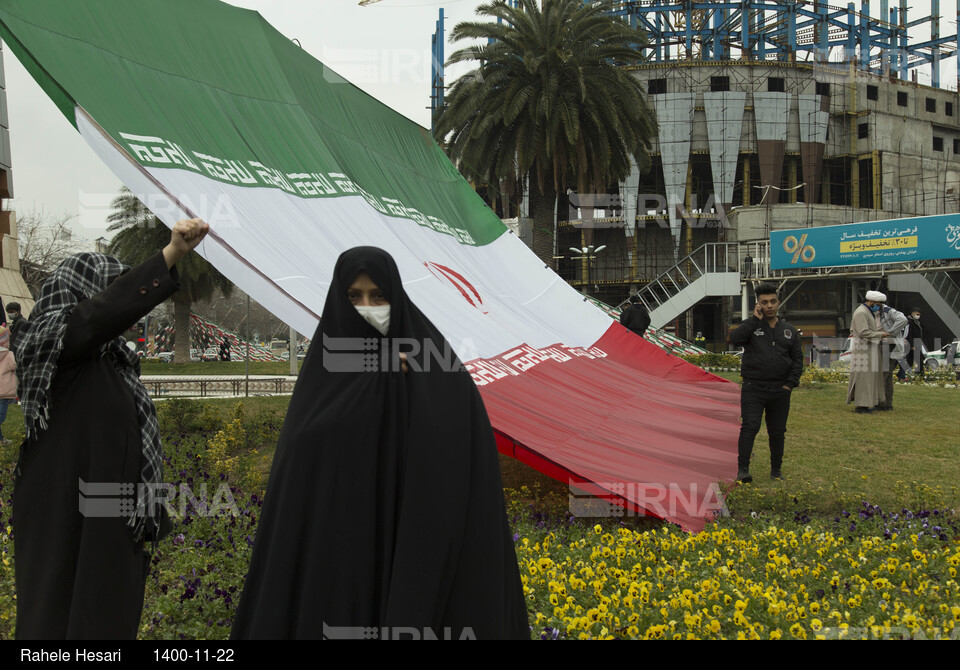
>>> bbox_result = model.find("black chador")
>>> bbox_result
[231,247,528,640]
[13,252,178,639]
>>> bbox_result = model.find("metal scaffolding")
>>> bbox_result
[611,1,958,89]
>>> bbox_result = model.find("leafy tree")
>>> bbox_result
[107,187,233,363]
[434,0,656,264]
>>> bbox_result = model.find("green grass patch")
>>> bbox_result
[140,360,302,376]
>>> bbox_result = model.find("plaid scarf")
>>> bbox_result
[14,252,163,543]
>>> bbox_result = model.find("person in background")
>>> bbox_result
[6,302,27,350]
[729,283,804,482]
[0,341,15,445]
[0,299,8,350]
[877,300,908,411]
[619,295,651,339]
[846,291,890,414]
[904,307,927,376]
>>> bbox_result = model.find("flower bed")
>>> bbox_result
[518,510,960,640]
[3,399,959,640]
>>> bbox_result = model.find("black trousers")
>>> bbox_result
[738,381,792,472]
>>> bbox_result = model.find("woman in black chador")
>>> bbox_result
[13,219,208,639]
[231,247,528,640]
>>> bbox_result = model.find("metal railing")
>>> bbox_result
[923,271,960,315]
[624,242,740,312]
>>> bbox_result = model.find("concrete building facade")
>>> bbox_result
[594,60,960,347]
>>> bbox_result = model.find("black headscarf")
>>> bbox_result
[231,247,528,639]
[13,252,163,543]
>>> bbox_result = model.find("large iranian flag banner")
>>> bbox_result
[0,0,739,531]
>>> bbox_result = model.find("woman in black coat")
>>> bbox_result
[13,218,208,639]
[231,247,528,640]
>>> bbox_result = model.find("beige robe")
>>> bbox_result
[846,303,886,407]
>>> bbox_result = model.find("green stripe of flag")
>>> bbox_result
[0,0,507,246]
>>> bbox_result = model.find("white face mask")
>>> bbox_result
[355,304,390,335]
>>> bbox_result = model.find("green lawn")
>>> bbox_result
[706,371,959,515]
[140,360,302,375]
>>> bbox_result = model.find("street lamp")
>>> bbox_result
[569,245,607,293]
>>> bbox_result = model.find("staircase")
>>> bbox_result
[625,243,742,329]
[888,272,960,338]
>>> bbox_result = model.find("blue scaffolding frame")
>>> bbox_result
[612,1,957,87]
[431,1,960,120]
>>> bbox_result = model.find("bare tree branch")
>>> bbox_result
[15,209,86,295]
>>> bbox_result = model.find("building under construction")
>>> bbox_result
[434,1,960,349]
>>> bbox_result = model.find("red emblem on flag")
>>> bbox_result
[423,261,488,314]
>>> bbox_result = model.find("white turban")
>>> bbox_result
[866,290,886,302]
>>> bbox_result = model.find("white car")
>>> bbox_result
[923,340,959,370]
[838,338,853,364]
[836,338,958,371]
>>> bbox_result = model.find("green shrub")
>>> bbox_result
[157,398,204,433]
[681,353,743,369]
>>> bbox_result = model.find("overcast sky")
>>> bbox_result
[1,0,954,243]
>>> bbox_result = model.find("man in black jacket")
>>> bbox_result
[728,283,804,482]
[619,295,651,338]
[6,302,27,349]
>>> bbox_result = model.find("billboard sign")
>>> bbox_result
[770,214,960,270]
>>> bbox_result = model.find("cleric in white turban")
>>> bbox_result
[846,290,890,413]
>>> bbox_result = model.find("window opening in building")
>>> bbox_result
[867,85,878,101]
[647,78,666,95]
[710,76,730,92]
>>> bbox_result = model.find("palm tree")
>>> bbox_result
[107,187,233,363]
[434,0,656,265]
